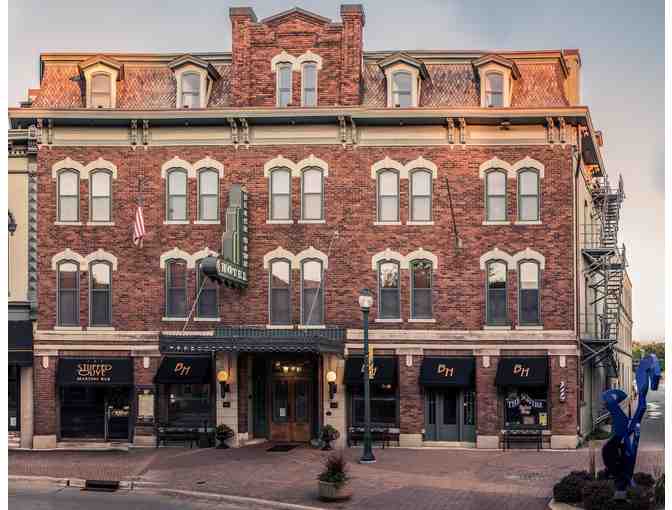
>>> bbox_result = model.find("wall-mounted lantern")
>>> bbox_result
[217,370,230,403]
[8,211,17,236]
[326,370,337,400]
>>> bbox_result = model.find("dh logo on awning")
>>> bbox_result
[513,364,530,377]
[174,362,192,377]
[437,364,454,377]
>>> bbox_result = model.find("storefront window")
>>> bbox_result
[351,383,398,427]
[8,366,19,431]
[161,383,211,428]
[503,387,548,428]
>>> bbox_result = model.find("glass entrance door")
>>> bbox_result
[425,389,475,442]
[268,358,314,443]
[105,387,130,441]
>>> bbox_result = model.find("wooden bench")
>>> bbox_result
[502,429,548,451]
[348,427,400,448]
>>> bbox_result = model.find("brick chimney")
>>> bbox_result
[229,7,257,107]
[339,4,365,106]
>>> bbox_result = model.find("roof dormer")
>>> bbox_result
[168,54,221,109]
[473,54,520,108]
[379,52,428,108]
[78,55,124,109]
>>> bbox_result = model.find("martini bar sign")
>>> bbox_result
[201,184,249,288]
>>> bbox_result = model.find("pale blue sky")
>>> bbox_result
[8,1,664,339]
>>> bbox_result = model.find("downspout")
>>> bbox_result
[573,127,583,437]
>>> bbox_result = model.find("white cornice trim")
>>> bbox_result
[84,249,118,271]
[297,51,323,70]
[406,156,438,179]
[263,246,295,269]
[479,247,515,269]
[264,155,298,177]
[294,246,328,269]
[479,156,514,178]
[270,51,299,72]
[51,248,87,271]
[160,247,195,269]
[193,156,224,178]
[513,247,546,269]
[371,156,406,179]
[406,248,438,268]
[52,157,86,179]
[296,154,329,177]
[84,157,118,179]
[372,248,407,270]
[161,156,194,178]
[512,156,545,178]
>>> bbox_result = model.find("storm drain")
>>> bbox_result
[83,480,120,492]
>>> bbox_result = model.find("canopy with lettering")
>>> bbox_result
[154,355,212,384]
[343,356,397,386]
[419,357,475,387]
[495,357,548,387]
[57,358,133,386]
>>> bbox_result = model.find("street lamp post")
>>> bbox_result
[358,288,376,464]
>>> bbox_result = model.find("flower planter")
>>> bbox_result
[318,480,352,501]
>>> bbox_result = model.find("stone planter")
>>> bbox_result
[318,480,352,501]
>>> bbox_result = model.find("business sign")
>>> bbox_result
[201,184,249,288]
[57,358,134,386]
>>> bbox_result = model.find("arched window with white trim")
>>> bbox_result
[392,71,412,107]
[58,170,80,222]
[301,62,317,107]
[166,168,188,221]
[378,260,400,319]
[198,168,219,221]
[410,169,432,222]
[277,63,293,107]
[89,170,112,222]
[485,169,507,222]
[181,73,201,109]
[58,260,79,326]
[301,167,323,221]
[301,259,323,325]
[270,168,291,221]
[90,73,112,108]
[517,169,540,221]
[90,261,112,326]
[410,259,433,319]
[196,259,218,318]
[377,169,400,222]
[165,259,188,318]
[486,260,508,325]
[269,259,291,325]
[519,260,541,325]
[485,72,503,107]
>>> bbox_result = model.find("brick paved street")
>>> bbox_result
[9,444,664,510]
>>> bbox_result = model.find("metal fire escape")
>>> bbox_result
[580,173,627,377]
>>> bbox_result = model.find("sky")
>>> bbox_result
[8,0,665,340]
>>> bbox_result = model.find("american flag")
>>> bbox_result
[133,205,146,247]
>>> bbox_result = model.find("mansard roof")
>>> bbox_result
[472,53,521,80]
[78,54,124,79]
[378,52,429,80]
[168,54,222,81]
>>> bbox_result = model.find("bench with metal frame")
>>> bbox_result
[502,429,549,451]
[156,421,214,448]
[347,427,400,448]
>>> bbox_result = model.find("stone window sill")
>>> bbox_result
[267,220,294,225]
[375,318,403,323]
[54,222,82,226]
[298,219,326,224]
[514,220,542,226]
[194,317,221,322]
[483,325,512,330]
[374,221,402,226]
[54,326,83,331]
[408,318,436,323]
[162,317,187,322]
[86,221,115,226]
[266,324,294,329]
[164,220,190,225]
[194,220,220,225]
[516,325,543,330]
[298,324,326,329]
[482,220,511,226]
[87,326,115,331]
[406,221,434,226]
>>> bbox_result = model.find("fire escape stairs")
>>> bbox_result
[580,174,626,376]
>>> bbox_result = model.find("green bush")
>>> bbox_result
[317,452,349,488]
[654,473,664,508]
[553,470,593,503]
[582,480,615,510]
[633,472,656,488]
[627,485,655,510]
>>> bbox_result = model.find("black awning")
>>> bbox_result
[344,356,397,386]
[9,320,33,352]
[9,351,33,366]
[419,357,475,387]
[154,356,212,384]
[57,358,133,386]
[495,357,548,387]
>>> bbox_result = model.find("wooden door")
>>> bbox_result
[269,378,311,442]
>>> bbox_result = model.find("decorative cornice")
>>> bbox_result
[479,156,513,178]
[263,246,295,269]
[84,249,118,271]
[372,248,407,270]
[193,156,224,178]
[479,247,514,269]
[294,246,328,269]
[160,247,195,269]
[161,156,194,178]
[51,248,86,271]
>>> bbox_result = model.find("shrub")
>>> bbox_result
[633,472,656,488]
[627,484,655,510]
[582,480,615,510]
[553,470,593,503]
[318,452,349,488]
[654,473,664,508]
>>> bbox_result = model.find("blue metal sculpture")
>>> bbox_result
[602,353,661,493]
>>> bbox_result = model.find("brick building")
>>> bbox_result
[8,5,628,450]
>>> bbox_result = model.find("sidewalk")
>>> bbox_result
[9,445,665,510]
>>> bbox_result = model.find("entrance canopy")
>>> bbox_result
[154,356,212,384]
[495,357,548,387]
[57,358,133,386]
[344,356,397,386]
[419,357,475,387]
[9,320,33,366]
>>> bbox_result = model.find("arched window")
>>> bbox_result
[90,170,112,222]
[377,170,399,222]
[277,63,293,107]
[197,259,218,318]
[301,62,317,107]
[519,261,541,325]
[486,260,508,325]
[518,169,540,221]
[198,169,219,221]
[410,169,432,222]
[181,73,201,109]
[91,73,111,108]
[269,259,291,325]
[270,168,291,221]
[301,259,323,325]
[485,169,507,222]
[166,169,188,221]
[58,170,79,222]
[57,261,79,326]
[392,71,412,107]
[485,72,503,107]
[411,259,432,319]
[378,260,400,319]
[165,259,188,318]
[90,261,112,326]
[301,167,323,220]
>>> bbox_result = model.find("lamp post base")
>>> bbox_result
[358,457,377,464]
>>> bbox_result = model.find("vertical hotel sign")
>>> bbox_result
[201,184,249,288]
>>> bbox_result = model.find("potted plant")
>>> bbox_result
[320,424,340,450]
[215,424,234,449]
[317,452,352,501]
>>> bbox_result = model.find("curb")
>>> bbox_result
[9,475,71,487]
[547,499,579,509]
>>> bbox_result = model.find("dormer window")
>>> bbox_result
[301,62,317,107]
[277,63,293,107]
[90,73,112,108]
[392,71,412,108]
[485,72,503,107]
[181,73,201,109]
